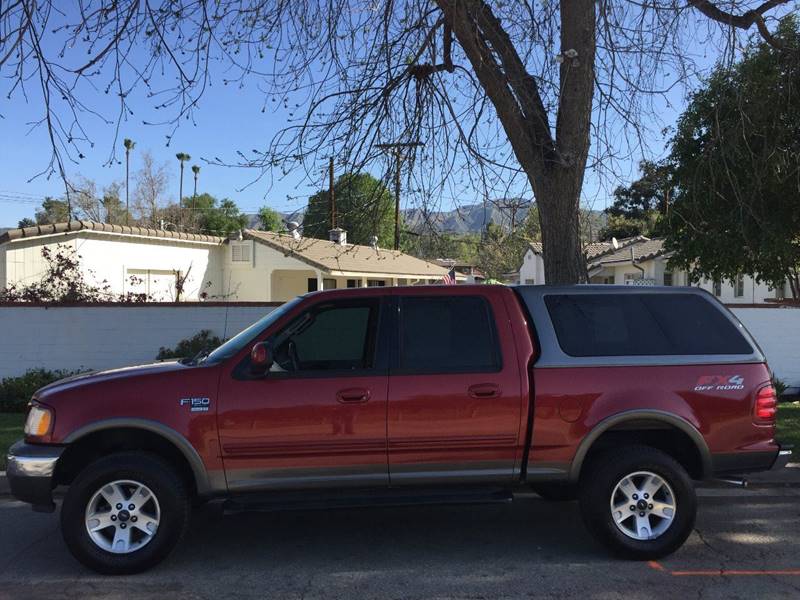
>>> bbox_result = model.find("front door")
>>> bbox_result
[218,296,389,491]
[387,291,524,485]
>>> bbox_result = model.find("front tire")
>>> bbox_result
[579,445,696,560]
[61,452,190,574]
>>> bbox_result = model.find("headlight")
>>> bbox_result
[24,404,54,438]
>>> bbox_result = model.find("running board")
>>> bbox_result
[222,487,514,514]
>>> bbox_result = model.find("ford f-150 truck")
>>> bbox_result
[7,285,790,574]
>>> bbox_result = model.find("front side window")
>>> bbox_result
[398,296,501,373]
[268,300,379,373]
[544,293,753,357]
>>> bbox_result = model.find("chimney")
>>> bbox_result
[287,221,301,240]
[329,227,347,245]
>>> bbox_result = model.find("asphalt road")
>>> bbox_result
[1,488,800,600]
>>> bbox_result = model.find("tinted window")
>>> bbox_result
[544,293,753,357]
[270,300,378,372]
[399,296,500,372]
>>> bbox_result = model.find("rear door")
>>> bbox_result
[387,288,524,485]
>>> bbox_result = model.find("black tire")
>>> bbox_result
[578,445,696,560]
[531,482,577,502]
[60,452,191,575]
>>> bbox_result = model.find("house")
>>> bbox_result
[432,259,485,284]
[0,221,457,302]
[519,236,787,304]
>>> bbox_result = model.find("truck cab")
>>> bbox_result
[7,285,790,574]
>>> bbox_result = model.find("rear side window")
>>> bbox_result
[544,293,753,357]
[398,296,501,373]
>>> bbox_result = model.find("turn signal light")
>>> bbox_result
[754,385,778,424]
[24,404,54,438]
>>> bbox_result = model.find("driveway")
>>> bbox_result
[1,487,799,599]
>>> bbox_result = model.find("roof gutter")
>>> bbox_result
[630,246,646,278]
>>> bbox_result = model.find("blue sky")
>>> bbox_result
[0,5,741,229]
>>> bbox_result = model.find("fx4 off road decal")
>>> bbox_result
[179,397,211,412]
[693,375,744,392]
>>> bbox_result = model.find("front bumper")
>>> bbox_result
[6,440,64,513]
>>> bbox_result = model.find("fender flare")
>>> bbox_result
[63,418,213,495]
[567,409,712,483]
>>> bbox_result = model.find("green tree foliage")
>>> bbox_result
[201,198,249,235]
[663,18,800,298]
[156,330,223,361]
[0,368,88,412]
[402,232,480,264]
[477,204,541,280]
[35,197,70,224]
[257,206,283,231]
[17,218,36,228]
[304,173,394,246]
[161,193,248,235]
[599,161,671,241]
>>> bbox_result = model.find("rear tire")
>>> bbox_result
[61,452,190,574]
[578,445,696,560]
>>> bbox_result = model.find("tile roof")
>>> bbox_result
[245,230,450,277]
[0,220,224,245]
[528,239,635,260]
[588,238,668,269]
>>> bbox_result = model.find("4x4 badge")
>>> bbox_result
[693,375,745,392]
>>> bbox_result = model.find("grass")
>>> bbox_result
[0,404,796,473]
[0,412,25,471]
[777,402,800,452]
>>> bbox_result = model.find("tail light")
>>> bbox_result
[754,384,778,424]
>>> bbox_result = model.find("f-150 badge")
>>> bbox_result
[179,397,210,412]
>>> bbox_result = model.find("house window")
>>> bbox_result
[734,275,744,298]
[322,278,337,290]
[524,279,535,284]
[367,280,386,287]
[231,242,252,263]
[663,271,673,286]
[713,279,722,297]
[624,273,639,284]
[603,277,614,285]
[346,279,361,288]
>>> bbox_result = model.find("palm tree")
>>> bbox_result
[175,152,191,229]
[191,164,200,204]
[123,138,135,225]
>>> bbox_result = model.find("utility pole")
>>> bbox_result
[329,157,336,229]
[376,141,422,250]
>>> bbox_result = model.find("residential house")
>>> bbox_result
[0,221,456,302]
[519,236,787,304]
[432,259,485,284]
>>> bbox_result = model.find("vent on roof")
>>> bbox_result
[329,227,347,245]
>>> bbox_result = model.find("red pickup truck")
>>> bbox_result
[7,285,790,574]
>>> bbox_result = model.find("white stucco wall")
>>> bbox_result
[519,249,545,284]
[694,275,780,304]
[2,233,223,301]
[223,240,317,302]
[0,304,278,379]
[731,307,800,389]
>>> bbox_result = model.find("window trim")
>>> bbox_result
[512,286,765,369]
[233,297,388,380]
[391,294,503,376]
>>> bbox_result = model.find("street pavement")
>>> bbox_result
[1,485,800,599]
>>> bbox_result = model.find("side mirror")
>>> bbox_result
[250,342,273,375]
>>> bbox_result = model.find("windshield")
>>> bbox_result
[202,297,303,365]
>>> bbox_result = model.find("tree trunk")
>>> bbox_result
[536,171,587,284]
[441,0,594,284]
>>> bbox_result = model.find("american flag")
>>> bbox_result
[441,267,457,285]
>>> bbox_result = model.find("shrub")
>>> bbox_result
[157,330,223,361]
[0,368,88,412]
